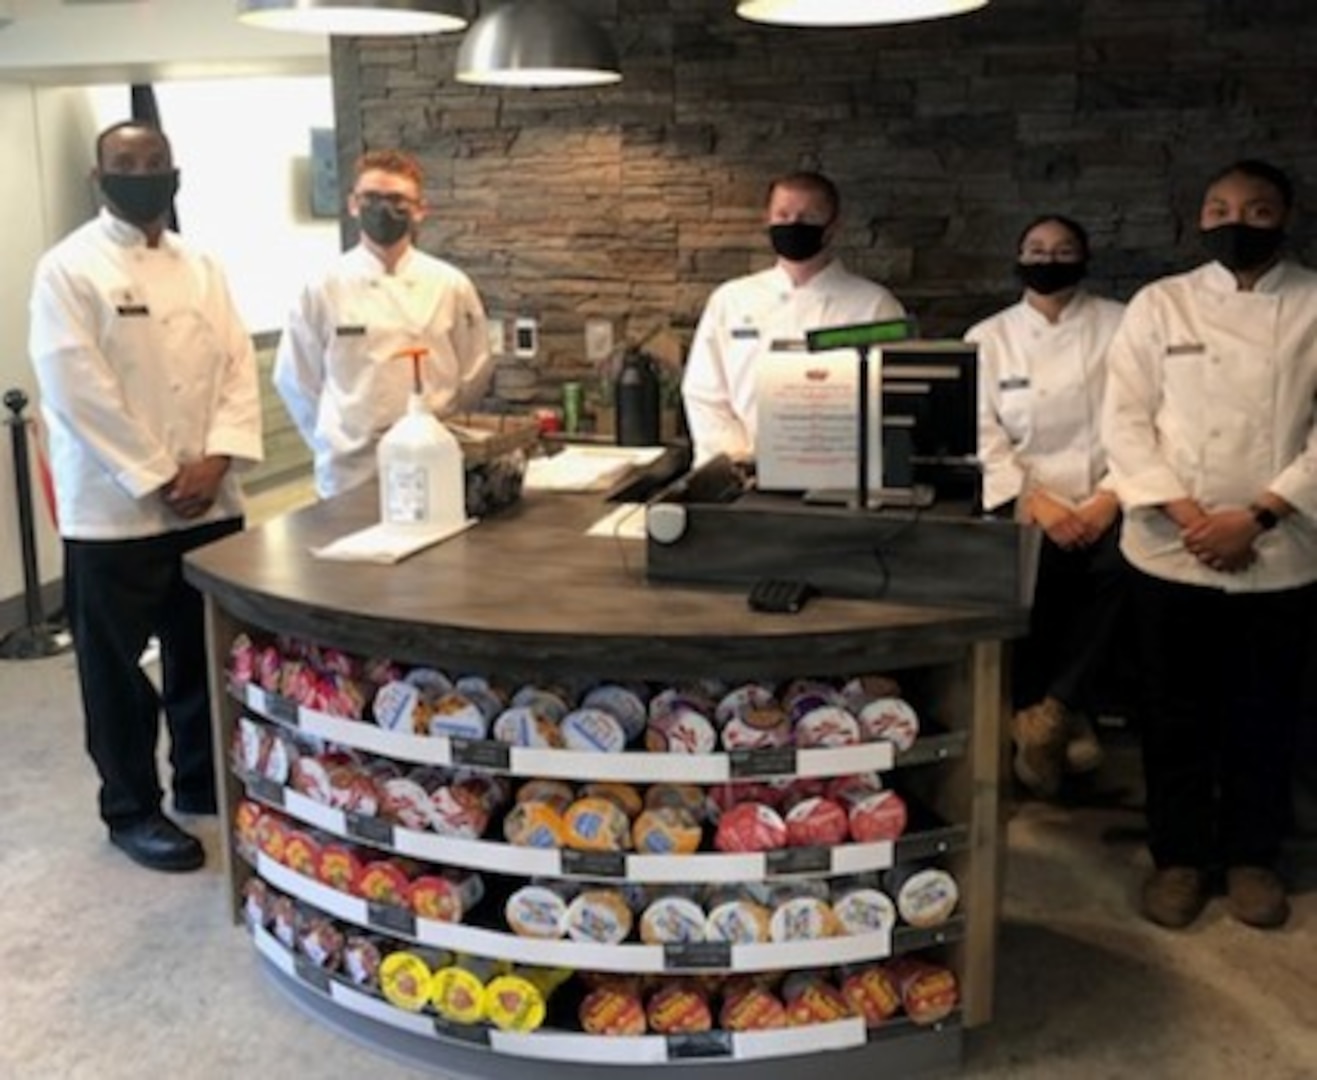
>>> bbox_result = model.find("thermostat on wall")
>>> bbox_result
[514,316,539,359]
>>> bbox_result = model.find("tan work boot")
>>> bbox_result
[1141,867,1209,929]
[1010,697,1067,798]
[1226,867,1289,929]
[1063,711,1104,774]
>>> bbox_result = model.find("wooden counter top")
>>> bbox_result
[185,485,1025,681]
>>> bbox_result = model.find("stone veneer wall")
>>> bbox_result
[330,0,1317,410]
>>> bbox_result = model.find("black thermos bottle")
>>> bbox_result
[615,350,661,446]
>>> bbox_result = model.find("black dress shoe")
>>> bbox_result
[109,814,205,872]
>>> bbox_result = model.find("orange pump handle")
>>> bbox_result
[391,346,429,394]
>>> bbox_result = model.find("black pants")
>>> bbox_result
[1131,570,1317,870]
[64,518,242,830]
[1014,525,1130,714]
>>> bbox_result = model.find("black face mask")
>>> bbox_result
[100,171,179,226]
[1015,260,1087,296]
[1200,223,1286,272]
[359,199,413,246]
[769,222,828,263]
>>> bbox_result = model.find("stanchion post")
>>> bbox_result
[1,388,70,660]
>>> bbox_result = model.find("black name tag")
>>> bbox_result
[664,941,732,970]
[434,1017,491,1046]
[345,813,394,847]
[265,693,299,726]
[246,775,286,808]
[998,376,1030,391]
[367,902,417,937]
[560,849,627,879]
[335,325,367,337]
[730,746,797,778]
[666,1032,733,1060]
[116,304,150,317]
[731,327,760,340]
[450,739,510,771]
[766,846,831,876]
[294,956,333,995]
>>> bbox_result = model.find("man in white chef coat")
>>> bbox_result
[1102,159,1317,932]
[274,149,492,498]
[682,170,906,466]
[28,120,263,872]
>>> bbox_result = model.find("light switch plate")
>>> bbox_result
[514,316,539,359]
[585,318,614,364]
[486,317,506,357]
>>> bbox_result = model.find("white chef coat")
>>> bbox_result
[28,210,262,541]
[967,290,1126,512]
[682,261,905,465]
[274,244,492,498]
[1102,259,1317,592]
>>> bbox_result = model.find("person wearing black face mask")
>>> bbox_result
[275,149,493,498]
[683,170,905,466]
[27,120,263,873]
[1103,159,1317,932]
[966,215,1129,802]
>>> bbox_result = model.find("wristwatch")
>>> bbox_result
[1250,505,1280,531]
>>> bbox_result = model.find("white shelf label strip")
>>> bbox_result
[490,1030,670,1065]
[733,1017,867,1060]
[240,683,899,782]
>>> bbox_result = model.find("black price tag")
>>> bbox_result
[663,941,732,970]
[294,956,333,995]
[666,1032,733,1060]
[729,746,797,778]
[265,693,299,726]
[345,813,395,847]
[450,738,511,771]
[766,846,831,876]
[433,1017,492,1046]
[246,776,286,808]
[367,902,417,937]
[560,849,627,879]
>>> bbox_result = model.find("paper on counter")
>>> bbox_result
[586,503,648,541]
[310,519,475,565]
[523,445,665,492]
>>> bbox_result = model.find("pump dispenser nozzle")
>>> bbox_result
[393,346,428,394]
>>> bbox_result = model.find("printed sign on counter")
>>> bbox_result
[755,346,882,493]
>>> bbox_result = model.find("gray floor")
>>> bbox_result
[1,650,1314,1079]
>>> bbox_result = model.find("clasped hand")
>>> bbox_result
[1180,508,1259,573]
[162,456,230,519]
[1026,489,1118,550]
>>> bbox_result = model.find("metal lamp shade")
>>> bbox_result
[237,0,468,35]
[456,0,621,88]
[736,0,989,27]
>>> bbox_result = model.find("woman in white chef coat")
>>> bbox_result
[1102,159,1317,931]
[274,149,492,498]
[968,215,1128,800]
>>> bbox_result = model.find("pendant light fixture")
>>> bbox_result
[737,0,989,27]
[237,0,469,36]
[456,0,621,88]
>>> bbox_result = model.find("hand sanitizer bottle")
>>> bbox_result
[377,347,467,531]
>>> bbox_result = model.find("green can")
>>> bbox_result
[562,381,583,434]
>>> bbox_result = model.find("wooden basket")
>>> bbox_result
[446,413,541,466]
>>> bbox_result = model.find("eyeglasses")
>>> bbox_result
[355,191,419,210]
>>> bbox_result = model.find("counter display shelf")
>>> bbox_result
[187,483,1023,1079]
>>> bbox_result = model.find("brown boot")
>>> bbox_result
[1010,697,1067,798]
[1141,867,1209,929]
[1226,867,1289,929]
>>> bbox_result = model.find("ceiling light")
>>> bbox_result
[237,0,468,36]
[737,0,989,27]
[456,0,621,88]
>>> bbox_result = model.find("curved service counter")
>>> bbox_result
[186,484,1026,1080]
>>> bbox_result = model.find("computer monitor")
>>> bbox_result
[879,340,980,505]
